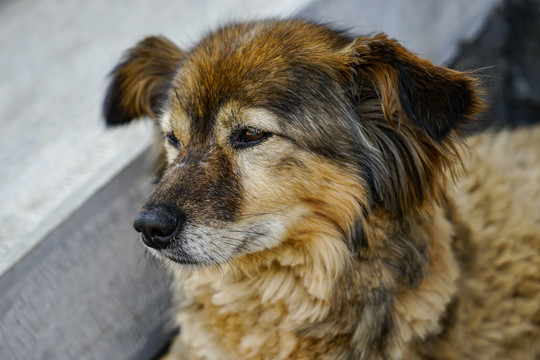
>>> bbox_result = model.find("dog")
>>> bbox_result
[103,19,540,359]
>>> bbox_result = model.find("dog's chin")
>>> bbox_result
[143,243,236,269]
[145,248,212,267]
[161,252,202,265]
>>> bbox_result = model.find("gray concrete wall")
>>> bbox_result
[301,0,499,64]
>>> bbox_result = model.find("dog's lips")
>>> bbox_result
[149,233,229,267]
[156,243,197,264]
[162,253,200,265]
[149,245,203,265]
[138,233,194,264]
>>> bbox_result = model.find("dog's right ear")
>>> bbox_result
[103,36,185,126]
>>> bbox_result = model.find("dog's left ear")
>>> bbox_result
[345,34,482,141]
[103,36,185,126]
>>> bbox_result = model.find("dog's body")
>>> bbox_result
[104,20,540,359]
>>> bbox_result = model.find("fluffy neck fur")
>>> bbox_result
[175,198,461,360]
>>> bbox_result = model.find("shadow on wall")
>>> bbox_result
[450,0,540,130]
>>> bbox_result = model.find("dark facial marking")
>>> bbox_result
[148,141,242,223]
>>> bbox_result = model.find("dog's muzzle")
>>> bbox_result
[133,206,182,249]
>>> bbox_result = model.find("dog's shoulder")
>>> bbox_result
[448,125,540,358]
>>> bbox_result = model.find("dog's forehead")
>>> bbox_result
[167,21,353,138]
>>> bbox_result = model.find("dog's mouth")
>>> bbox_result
[141,233,223,267]
[144,243,203,266]
[135,209,284,267]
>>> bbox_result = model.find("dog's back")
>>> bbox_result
[428,127,540,359]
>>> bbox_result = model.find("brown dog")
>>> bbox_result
[104,19,540,359]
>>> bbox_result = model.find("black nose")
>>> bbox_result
[133,206,181,249]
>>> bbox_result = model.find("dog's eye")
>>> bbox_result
[233,127,270,148]
[165,133,181,148]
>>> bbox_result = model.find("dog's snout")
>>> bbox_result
[133,206,181,249]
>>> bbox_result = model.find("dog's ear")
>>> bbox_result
[345,34,482,141]
[103,36,185,126]
[341,34,483,219]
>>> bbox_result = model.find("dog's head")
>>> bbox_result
[104,20,482,267]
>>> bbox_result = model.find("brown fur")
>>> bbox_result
[103,19,540,359]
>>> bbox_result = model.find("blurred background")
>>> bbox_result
[1,0,538,359]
